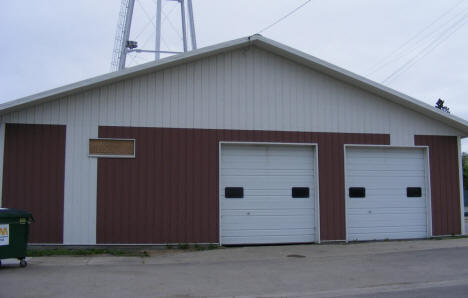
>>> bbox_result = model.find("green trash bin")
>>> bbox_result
[0,208,34,268]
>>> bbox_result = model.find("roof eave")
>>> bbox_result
[249,36,468,136]
[0,36,252,115]
[1,34,467,136]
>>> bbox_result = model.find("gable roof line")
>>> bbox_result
[1,34,467,135]
[250,36,468,135]
[0,36,251,114]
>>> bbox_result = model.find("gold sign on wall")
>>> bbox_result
[89,139,135,157]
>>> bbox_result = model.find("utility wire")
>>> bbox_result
[382,5,468,73]
[383,16,468,83]
[257,0,312,34]
[382,10,468,84]
[366,0,465,76]
[383,10,468,82]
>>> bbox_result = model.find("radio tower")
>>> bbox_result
[111,0,197,71]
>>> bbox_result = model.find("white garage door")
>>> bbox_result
[345,147,429,241]
[220,144,317,245]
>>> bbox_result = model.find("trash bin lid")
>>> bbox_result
[0,208,33,219]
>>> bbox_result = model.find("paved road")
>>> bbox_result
[339,284,468,298]
[1,239,468,297]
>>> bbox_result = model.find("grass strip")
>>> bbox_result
[27,244,219,257]
[27,248,149,257]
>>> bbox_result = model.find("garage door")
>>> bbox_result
[345,147,429,241]
[220,144,317,245]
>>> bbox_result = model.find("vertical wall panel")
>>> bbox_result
[62,91,99,245]
[2,124,66,243]
[97,127,389,243]
[415,135,461,235]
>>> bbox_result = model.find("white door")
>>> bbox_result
[345,147,429,241]
[220,144,317,245]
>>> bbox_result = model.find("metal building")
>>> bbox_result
[0,35,467,245]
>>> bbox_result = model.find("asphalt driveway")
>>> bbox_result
[1,238,468,298]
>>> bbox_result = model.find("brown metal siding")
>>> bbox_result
[2,123,66,243]
[415,135,461,235]
[97,127,389,243]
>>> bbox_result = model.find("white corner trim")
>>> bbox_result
[458,137,465,235]
[0,123,4,207]
[315,144,321,244]
[424,146,433,238]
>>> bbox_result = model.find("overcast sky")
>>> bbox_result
[1,0,467,150]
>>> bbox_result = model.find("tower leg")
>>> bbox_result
[155,0,162,60]
[187,0,197,50]
[119,0,136,70]
[180,0,188,52]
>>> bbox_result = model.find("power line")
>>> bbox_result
[382,10,468,84]
[383,16,468,84]
[383,10,468,83]
[257,0,312,34]
[366,0,465,76]
[376,8,468,81]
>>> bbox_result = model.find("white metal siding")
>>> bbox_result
[0,94,99,244]
[62,93,99,244]
[2,48,462,135]
[0,46,460,244]
[345,147,429,241]
[220,144,317,244]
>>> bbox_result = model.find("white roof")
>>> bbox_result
[2,35,468,135]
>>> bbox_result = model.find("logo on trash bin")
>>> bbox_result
[0,224,9,246]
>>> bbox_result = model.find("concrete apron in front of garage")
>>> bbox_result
[2,238,468,298]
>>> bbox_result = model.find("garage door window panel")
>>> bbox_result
[407,187,422,198]
[349,187,366,198]
[292,187,310,198]
[225,187,244,199]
